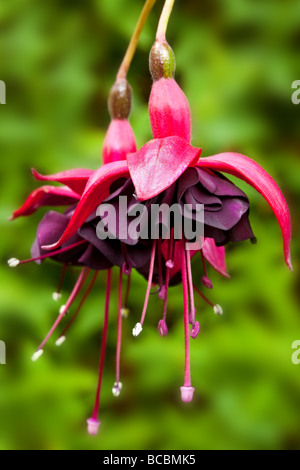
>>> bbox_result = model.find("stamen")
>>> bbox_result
[31,349,43,361]
[200,251,213,289]
[56,272,98,344]
[52,264,67,301]
[114,269,123,395]
[87,269,111,436]
[8,240,87,267]
[194,285,223,316]
[34,268,89,353]
[133,239,157,336]
[180,239,195,403]
[193,284,214,308]
[8,258,20,267]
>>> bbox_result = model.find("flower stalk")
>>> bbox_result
[156,0,176,41]
[117,0,157,80]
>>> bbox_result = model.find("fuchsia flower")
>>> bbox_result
[9,27,292,432]
[37,38,291,404]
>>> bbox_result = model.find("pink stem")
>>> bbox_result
[181,241,191,387]
[140,240,157,326]
[19,239,87,264]
[200,250,208,277]
[185,249,196,325]
[56,264,67,294]
[123,272,131,308]
[193,284,214,307]
[157,238,163,289]
[116,269,123,383]
[36,268,89,351]
[92,269,112,420]
[163,234,173,321]
[59,271,98,338]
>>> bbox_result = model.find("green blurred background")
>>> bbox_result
[0,0,300,450]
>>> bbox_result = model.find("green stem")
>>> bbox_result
[117,0,157,80]
[156,0,175,41]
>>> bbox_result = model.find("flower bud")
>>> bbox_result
[108,78,132,120]
[149,40,191,143]
[102,78,136,164]
[149,40,175,81]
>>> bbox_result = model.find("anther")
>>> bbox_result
[121,307,129,319]
[190,321,200,339]
[112,381,123,397]
[31,349,43,361]
[55,336,66,347]
[166,259,174,269]
[132,322,142,337]
[158,319,168,337]
[8,258,20,267]
[52,292,62,302]
[213,304,223,315]
[59,305,67,315]
[202,275,213,289]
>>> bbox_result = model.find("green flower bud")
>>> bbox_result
[149,40,176,81]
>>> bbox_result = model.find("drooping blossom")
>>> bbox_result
[42,38,292,403]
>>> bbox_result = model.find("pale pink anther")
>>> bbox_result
[202,275,213,289]
[158,319,168,337]
[190,321,200,339]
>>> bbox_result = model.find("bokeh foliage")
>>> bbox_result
[0,0,300,450]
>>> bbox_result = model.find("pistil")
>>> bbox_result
[180,240,195,403]
[87,269,112,436]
